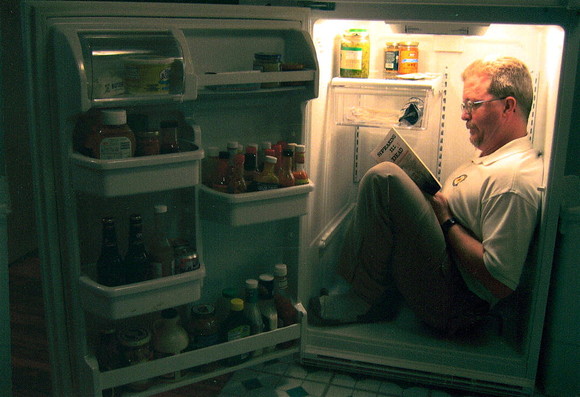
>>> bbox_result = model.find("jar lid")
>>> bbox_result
[230,298,244,312]
[118,327,151,347]
[101,109,127,126]
[192,304,215,317]
[295,144,305,153]
[136,130,159,138]
[245,279,259,289]
[274,263,288,277]
[398,41,419,46]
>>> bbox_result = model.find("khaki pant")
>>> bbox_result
[337,162,488,333]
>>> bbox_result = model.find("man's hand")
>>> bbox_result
[428,192,452,224]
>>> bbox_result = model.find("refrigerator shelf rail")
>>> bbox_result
[70,150,204,197]
[83,323,300,394]
[79,264,206,320]
[198,183,314,226]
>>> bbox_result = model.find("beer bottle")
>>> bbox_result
[124,214,149,284]
[96,217,125,287]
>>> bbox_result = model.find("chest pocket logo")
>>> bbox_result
[452,174,468,186]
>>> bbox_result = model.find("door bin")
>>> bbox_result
[539,175,580,396]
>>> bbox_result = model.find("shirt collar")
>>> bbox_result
[471,136,533,165]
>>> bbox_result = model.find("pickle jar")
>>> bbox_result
[340,29,370,78]
[397,42,419,75]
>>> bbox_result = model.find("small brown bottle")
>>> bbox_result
[159,120,180,154]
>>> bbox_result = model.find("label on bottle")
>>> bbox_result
[99,136,133,159]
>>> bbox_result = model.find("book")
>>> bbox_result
[370,127,441,195]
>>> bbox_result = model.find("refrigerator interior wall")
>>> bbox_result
[301,19,564,395]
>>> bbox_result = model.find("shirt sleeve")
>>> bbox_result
[480,191,539,290]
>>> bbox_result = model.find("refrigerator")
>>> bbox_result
[20,1,579,396]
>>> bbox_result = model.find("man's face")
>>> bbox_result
[461,74,504,152]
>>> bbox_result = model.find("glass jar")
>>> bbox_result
[398,42,419,75]
[384,42,399,78]
[253,52,282,88]
[340,29,370,78]
[135,130,160,156]
[189,304,220,372]
[117,327,153,391]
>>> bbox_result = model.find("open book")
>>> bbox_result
[370,127,441,195]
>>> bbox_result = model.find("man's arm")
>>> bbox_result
[429,192,513,299]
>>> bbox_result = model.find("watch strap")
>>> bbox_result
[441,217,458,234]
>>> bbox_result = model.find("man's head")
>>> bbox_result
[461,57,533,156]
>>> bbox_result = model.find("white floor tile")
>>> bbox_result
[301,380,328,396]
[402,386,431,396]
[332,373,358,388]
[378,381,403,396]
[352,389,378,397]
[327,385,356,397]
[355,378,383,392]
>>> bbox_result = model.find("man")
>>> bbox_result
[310,56,543,335]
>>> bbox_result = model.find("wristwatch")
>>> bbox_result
[441,217,458,234]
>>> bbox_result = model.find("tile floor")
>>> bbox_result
[218,355,484,397]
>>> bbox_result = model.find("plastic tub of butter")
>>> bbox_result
[124,56,173,95]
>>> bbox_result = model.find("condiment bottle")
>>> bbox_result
[159,120,180,154]
[258,141,272,171]
[277,149,295,187]
[124,214,149,284]
[272,144,283,175]
[148,204,174,278]
[227,141,239,165]
[216,287,238,324]
[228,153,247,194]
[274,264,298,327]
[340,29,370,78]
[153,308,189,382]
[221,298,251,366]
[211,151,231,193]
[96,217,125,287]
[254,155,279,191]
[244,145,259,187]
[91,109,136,159]
[257,274,278,352]
[397,42,419,75]
[130,114,160,157]
[244,279,264,357]
[203,146,220,187]
[384,42,399,78]
[292,144,309,185]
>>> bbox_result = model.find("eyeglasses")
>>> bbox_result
[460,97,507,114]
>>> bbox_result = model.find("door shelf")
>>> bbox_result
[79,265,206,320]
[87,324,300,393]
[70,150,204,197]
[198,183,314,226]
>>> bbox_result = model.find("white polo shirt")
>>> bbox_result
[442,136,543,305]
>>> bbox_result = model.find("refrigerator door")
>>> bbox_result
[22,1,318,395]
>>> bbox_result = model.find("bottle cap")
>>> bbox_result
[295,144,305,153]
[245,145,257,154]
[102,109,127,126]
[274,263,288,277]
[227,141,239,149]
[264,155,277,164]
[245,279,258,289]
[154,204,168,214]
[230,298,244,311]
[260,141,272,150]
[191,304,215,317]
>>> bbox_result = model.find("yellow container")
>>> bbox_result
[397,42,419,75]
[124,56,173,95]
